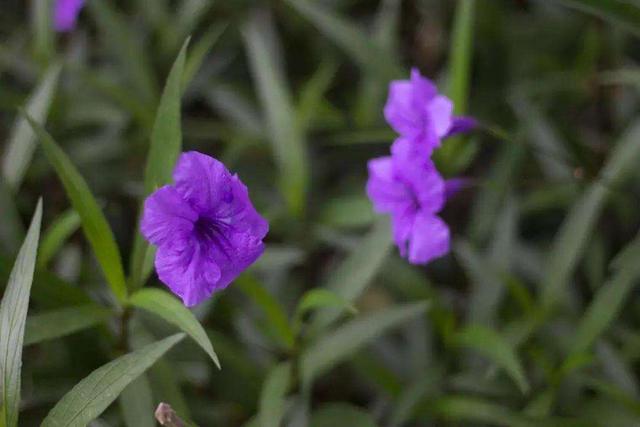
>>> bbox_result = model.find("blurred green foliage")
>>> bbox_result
[3,0,640,426]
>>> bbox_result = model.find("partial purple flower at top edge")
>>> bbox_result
[54,0,85,32]
[366,141,450,265]
[141,151,269,307]
[384,68,454,155]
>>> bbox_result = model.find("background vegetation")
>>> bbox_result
[2,0,640,425]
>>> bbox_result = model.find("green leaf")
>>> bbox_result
[23,305,112,346]
[454,325,529,394]
[284,0,396,79]
[129,288,220,368]
[37,209,81,268]
[130,38,189,291]
[31,0,55,64]
[294,289,356,331]
[301,302,428,387]
[2,65,60,190]
[243,9,309,216]
[554,0,640,37]
[437,0,476,172]
[41,333,185,427]
[541,120,640,309]
[568,234,640,357]
[0,200,42,427]
[258,362,291,427]
[236,274,295,350]
[24,115,128,305]
[88,0,157,105]
[310,217,392,332]
[310,403,377,427]
[429,395,581,427]
[182,24,227,90]
[119,375,155,427]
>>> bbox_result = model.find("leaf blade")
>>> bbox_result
[41,333,185,427]
[24,115,128,304]
[129,288,220,368]
[24,305,112,346]
[0,199,42,427]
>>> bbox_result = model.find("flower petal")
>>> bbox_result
[408,213,450,265]
[366,156,412,214]
[428,95,454,138]
[384,81,421,137]
[54,0,85,32]
[155,238,222,307]
[141,186,197,247]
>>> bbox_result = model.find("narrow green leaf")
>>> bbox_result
[182,24,226,90]
[38,209,81,268]
[88,0,157,105]
[429,395,580,427]
[294,289,356,331]
[454,325,529,394]
[41,333,185,427]
[311,217,392,331]
[0,199,42,427]
[569,234,640,357]
[243,9,309,216]
[2,65,60,190]
[143,39,188,195]
[310,403,377,427]
[31,0,55,64]
[258,362,291,427]
[23,305,112,346]
[301,302,428,387]
[119,375,155,427]
[437,0,476,171]
[296,59,339,134]
[554,0,640,37]
[284,0,396,79]
[25,115,128,304]
[541,120,640,309]
[129,288,220,368]
[129,38,189,291]
[237,274,295,350]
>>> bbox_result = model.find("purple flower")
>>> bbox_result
[54,0,85,32]
[366,139,449,265]
[141,152,269,307]
[384,68,454,155]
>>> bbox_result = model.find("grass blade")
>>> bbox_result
[130,39,189,290]
[301,302,428,388]
[311,217,392,331]
[554,0,640,37]
[2,65,60,190]
[568,234,640,357]
[541,119,640,309]
[310,403,376,427]
[0,199,42,427]
[129,288,220,368]
[258,362,291,427]
[37,209,81,268]
[24,115,128,304]
[454,325,529,394]
[437,0,476,172]
[41,333,184,427]
[243,9,309,216]
[119,375,155,427]
[24,305,112,346]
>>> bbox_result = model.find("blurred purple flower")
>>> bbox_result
[384,68,454,155]
[141,152,268,307]
[54,0,85,32]
[446,116,477,138]
[366,140,449,265]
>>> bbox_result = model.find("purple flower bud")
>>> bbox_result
[54,0,85,32]
[141,152,269,307]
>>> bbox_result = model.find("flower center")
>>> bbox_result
[193,216,233,260]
